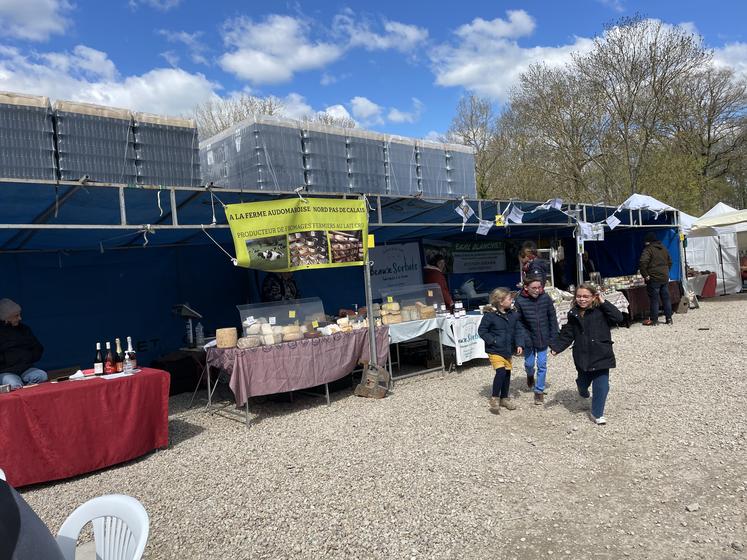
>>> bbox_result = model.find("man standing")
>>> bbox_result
[0,299,48,389]
[639,233,673,326]
[261,272,299,302]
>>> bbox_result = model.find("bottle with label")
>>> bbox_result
[195,322,205,347]
[125,336,137,371]
[114,338,124,373]
[104,342,115,374]
[93,342,104,374]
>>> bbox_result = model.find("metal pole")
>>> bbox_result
[363,256,377,366]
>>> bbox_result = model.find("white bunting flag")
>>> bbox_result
[476,219,492,236]
[606,214,621,230]
[455,200,475,231]
[507,205,525,224]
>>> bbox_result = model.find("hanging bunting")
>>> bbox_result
[606,214,621,230]
[507,205,525,224]
[476,219,493,236]
[455,199,475,231]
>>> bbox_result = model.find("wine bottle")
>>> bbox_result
[104,342,115,374]
[125,336,137,369]
[93,342,104,374]
[124,336,137,374]
[114,338,124,373]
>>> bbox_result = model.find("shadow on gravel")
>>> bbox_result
[169,418,205,447]
[543,388,589,415]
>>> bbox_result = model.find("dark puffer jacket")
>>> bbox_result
[514,291,559,349]
[524,257,551,285]
[550,301,623,372]
[478,308,526,360]
[639,241,672,284]
[0,323,44,375]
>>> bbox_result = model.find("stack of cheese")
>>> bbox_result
[336,316,353,333]
[289,231,329,267]
[282,324,303,342]
[416,301,437,319]
[380,301,402,325]
[401,305,419,322]
[330,231,363,263]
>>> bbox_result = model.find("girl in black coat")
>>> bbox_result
[550,283,623,425]
[478,288,525,414]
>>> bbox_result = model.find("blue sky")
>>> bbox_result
[1,0,746,140]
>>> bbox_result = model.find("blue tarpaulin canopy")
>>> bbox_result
[0,180,680,371]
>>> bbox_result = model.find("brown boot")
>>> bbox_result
[534,392,544,405]
[489,397,501,414]
[500,398,517,410]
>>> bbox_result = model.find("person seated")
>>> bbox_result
[0,299,48,389]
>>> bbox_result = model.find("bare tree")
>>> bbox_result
[574,16,711,195]
[193,94,286,139]
[307,112,357,129]
[447,95,499,197]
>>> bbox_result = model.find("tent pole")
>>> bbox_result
[364,251,377,367]
[717,235,727,295]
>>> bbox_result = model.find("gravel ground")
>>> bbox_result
[21,294,747,559]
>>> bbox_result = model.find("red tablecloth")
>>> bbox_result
[0,368,170,488]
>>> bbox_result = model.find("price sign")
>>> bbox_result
[288,310,296,318]
[269,317,276,325]
[387,296,393,303]
[312,321,319,328]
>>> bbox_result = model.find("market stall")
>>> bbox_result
[0,368,170,488]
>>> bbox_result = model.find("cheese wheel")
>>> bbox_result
[260,323,274,335]
[283,332,303,342]
[237,335,261,349]
[246,323,261,335]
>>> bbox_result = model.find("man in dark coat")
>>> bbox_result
[639,233,673,326]
[0,299,48,390]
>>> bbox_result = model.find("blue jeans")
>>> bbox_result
[0,368,48,389]
[646,281,672,323]
[524,347,548,394]
[576,369,610,418]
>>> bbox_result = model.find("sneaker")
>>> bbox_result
[489,397,501,414]
[500,398,517,411]
[589,413,607,425]
[534,392,544,405]
[527,375,535,388]
[642,319,657,326]
[665,317,673,325]
[578,388,590,399]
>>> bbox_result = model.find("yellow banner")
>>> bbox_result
[225,197,368,270]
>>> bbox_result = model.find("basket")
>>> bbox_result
[216,327,238,348]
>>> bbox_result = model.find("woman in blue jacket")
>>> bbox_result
[478,288,525,414]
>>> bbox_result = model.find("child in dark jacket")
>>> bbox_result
[514,275,558,404]
[478,288,525,414]
[550,283,624,425]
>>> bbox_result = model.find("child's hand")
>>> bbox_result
[516,346,523,356]
[596,292,605,304]
[550,349,558,356]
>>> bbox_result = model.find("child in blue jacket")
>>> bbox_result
[478,288,525,414]
[514,275,559,404]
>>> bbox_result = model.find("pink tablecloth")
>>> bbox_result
[206,327,390,406]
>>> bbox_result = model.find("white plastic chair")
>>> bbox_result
[55,495,149,560]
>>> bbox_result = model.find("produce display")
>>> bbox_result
[604,274,646,290]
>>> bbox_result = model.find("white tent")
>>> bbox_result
[685,202,746,295]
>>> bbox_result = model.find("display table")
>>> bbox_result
[620,281,682,321]
[206,327,390,407]
[555,291,630,327]
[0,368,170,488]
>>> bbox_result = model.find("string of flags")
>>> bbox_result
[453,196,665,241]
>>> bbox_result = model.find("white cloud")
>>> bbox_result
[0,44,219,115]
[714,42,747,80]
[596,0,625,13]
[158,29,209,65]
[219,15,343,85]
[430,10,594,101]
[387,98,424,123]
[321,104,353,122]
[320,72,337,86]
[0,0,72,41]
[129,0,181,11]
[279,92,314,120]
[333,11,428,52]
[350,96,383,124]
[160,50,179,67]
[423,130,445,142]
